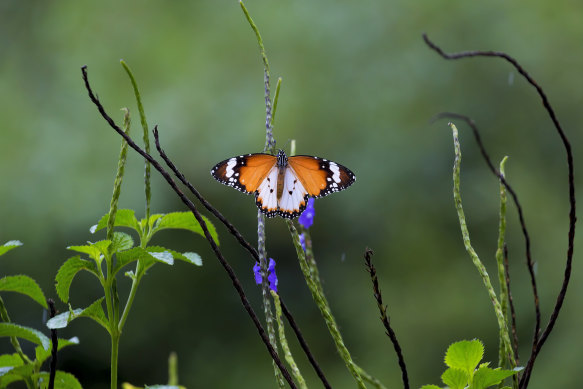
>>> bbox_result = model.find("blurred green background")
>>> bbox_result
[1,0,582,388]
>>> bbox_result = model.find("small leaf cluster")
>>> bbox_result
[0,241,81,388]
[421,340,517,389]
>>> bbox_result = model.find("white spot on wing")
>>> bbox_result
[256,166,279,211]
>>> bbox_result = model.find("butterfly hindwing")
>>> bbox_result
[287,155,356,198]
[276,166,309,218]
[255,165,280,217]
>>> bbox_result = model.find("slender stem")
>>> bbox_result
[111,331,119,389]
[120,60,151,226]
[168,352,179,385]
[0,296,32,365]
[286,220,367,389]
[272,291,307,389]
[48,299,58,389]
[450,123,515,368]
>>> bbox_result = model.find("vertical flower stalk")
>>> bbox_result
[286,220,367,389]
[450,123,515,373]
[121,60,151,229]
[271,290,307,389]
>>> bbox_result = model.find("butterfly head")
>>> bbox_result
[276,149,288,167]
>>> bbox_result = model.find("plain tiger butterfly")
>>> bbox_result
[211,149,356,218]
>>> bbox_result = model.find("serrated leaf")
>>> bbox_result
[36,370,83,389]
[441,367,469,389]
[0,366,14,376]
[111,232,134,253]
[91,209,140,234]
[46,298,109,333]
[445,339,484,373]
[0,241,23,256]
[0,353,24,368]
[147,246,202,266]
[151,212,219,244]
[35,337,80,365]
[419,386,442,389]
[113,247,173,276]
[470,366,516,389]
[67,240,111,264]
[147,214,164,229]
[0,323,50,350]
[0,275,48,308]
[55,256,99,304]
[0,363,35,384]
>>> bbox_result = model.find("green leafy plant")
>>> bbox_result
[47,65,216,389]
[421,340,517,389]
[0,241,80,389]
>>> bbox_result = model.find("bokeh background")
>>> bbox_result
[1,0,582,388]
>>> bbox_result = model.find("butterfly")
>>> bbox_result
[211,149,356,218]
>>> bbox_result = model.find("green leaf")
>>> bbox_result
[0,240,23,256]
[147,246,202,266]
[145,386,184,389]
[420,386,442,389]
[0,275,48,308]
[91,209,140,234]
[67,240,111,264]
[0,353,24,368]
[55,256,99,304]
[470,366,516,389]
[0,323,50,350]
[113,247,173,276]
[46,298,109,333]
[36,370,83,389]
[111,232,134,253]
[35,337,79,365]
[445,339,484,373]
[441,367,469,389]
[151,211,219,244]
[0,366,15,376]
[0,363,35,384]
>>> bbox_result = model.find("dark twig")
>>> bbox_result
[504,244,519,364]
[153,126,331,388]
[48,299,57,389]
[423,34,577,388]
[431,111,540,351]
[364,249,409,389]
[81,66,297,389]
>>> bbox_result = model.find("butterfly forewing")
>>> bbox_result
[210,154,276,194]
[287,155,356,197]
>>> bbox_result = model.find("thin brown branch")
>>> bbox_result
[364,248,409,389]
[153,126,331,388]
[423,33,577,388]
[81,65,297,389]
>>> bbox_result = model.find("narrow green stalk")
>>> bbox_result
[495,157,509,365]
[168,352,179,386]
[107,109,131,242]
[287,220,367,389]
[121,60,151,226]
[0,296,32,365]
[271,291,307,389]
[118,272,141,332]
[258,212,285,388]
[271,77,282,128]
[355,366,388,389]
[449,123,515,370]
[111,331,119,389]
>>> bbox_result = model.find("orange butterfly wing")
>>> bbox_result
[211,154,276,194]
[287,155,356,198]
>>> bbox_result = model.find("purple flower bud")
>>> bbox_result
[253,258,278,292]
[299,233,306,252]
[299,198,315,229]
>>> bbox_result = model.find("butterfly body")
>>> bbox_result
[211,149,355,218]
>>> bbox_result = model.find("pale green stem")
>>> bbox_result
[271,77,282,128]
[287,220,367,389]
[355,366,388,389]
[450,123,515,372]
[258,211,285,388]
[496,157,509,365]
[271,291,307,389]
[121,60,151,227]
[168,352,179,385]
[107,109,131,242]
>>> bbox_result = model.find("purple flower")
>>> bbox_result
[253,258,278,292]
[299,233,306,252]
[299,198,315,229]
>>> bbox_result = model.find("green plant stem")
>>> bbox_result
[118,274,141,332]
[111,330,120,389]
[450,123,515,371]
[0,296,32,366]
[271,291,307,389]
[168,352,179,385]
[495,157,509,364]
[121,60,151,228]
[286,220,367,389]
